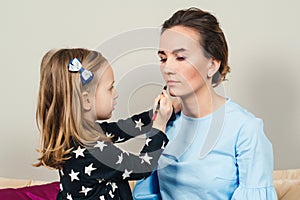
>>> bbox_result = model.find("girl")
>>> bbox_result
[35,48,173,200]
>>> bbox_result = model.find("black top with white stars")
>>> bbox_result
[56,110,170,200]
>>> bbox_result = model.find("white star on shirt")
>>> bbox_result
[85,163,97,176]
[140,153,153,165]
[122,169,133,179]
[115,137,125,142]
[97,179,105,184]
[60,169,64,176]
[111,182,118,192]
[109,190,114,198]
[79,186,92,196]
[99,195,105,200]
[161,141,166,149]
[105,132,114,138]
[135,118,144,131]
[69,169,80,182]
[73,146,86,158]
[66,193,73,200]
[115,153,123,164]
[145,138,152,146]
[60,183,63,191]
[94,141,107,151]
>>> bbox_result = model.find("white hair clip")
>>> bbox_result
[68,58,94,85]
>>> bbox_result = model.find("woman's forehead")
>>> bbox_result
[159,26,201,52]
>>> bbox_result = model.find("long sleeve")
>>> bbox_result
[62,128,168,182]
[231,118,277,199]
[99,110,153,143]
[88,128,168,181]
[99,109,177,143]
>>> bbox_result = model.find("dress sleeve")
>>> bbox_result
[83,128,168,181]
[231,118,278,199]
[99,110,153,143]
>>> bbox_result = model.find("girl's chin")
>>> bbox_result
[97,113,112,121]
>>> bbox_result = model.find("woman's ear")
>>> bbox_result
[82,91,92,111]
[207,58,221,78]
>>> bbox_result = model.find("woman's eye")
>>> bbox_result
[176,56,186,61]
[160,58,167,63]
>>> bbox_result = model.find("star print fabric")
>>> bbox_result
[56,110,169,200]
[100,110,153,143]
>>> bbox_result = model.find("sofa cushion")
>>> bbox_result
[0,181,59,200]
[273,169,300,200]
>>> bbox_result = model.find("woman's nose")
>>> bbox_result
[162,59,175,75]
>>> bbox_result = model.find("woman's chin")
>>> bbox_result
[169,89,178,97]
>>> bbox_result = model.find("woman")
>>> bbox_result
[133,7,277,199]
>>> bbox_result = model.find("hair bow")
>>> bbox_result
[68,58,94,85]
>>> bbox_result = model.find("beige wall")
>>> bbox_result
[0,0,299,181]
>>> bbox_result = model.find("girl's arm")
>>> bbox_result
[99,107,177,144]
[86,128,168,181]
[98,110,153,143]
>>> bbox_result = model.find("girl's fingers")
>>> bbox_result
[153,94,163,109]
[161,90,170,100]
[160,90,172,106]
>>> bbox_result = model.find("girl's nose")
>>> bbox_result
[113,88,118,99]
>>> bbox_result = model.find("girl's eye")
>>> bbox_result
[176,56,186,61]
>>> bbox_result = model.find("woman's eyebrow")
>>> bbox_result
[172,48,187,54]
[158,48,188,55]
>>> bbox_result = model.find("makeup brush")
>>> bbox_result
[152,85,167,121]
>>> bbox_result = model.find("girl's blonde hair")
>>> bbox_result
[35,48,109,169]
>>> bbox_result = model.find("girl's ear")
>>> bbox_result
[82,91,91,111]
[207,58,221,78]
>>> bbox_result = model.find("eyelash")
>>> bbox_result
[160,58,167,63]
[176,56,186,61]
[159,56,186,63]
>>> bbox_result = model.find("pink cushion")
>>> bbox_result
[0,182,59,200]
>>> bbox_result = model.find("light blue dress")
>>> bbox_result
[133,99,278,199]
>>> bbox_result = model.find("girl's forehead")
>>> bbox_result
[96,65,114,84]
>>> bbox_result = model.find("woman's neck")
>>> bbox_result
[181,87,226,118]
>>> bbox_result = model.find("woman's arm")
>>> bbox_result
[231,118,277,199]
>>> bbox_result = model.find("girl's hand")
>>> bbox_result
[152,90,173,133]
[172,97,181,114]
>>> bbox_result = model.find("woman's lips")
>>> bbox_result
[167,80,179,86]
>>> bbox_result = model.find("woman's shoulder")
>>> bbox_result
[226,98,259,121]
[224,98,266,134]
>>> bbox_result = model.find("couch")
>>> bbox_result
[273,169,300,199]
[1,169,299,199]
